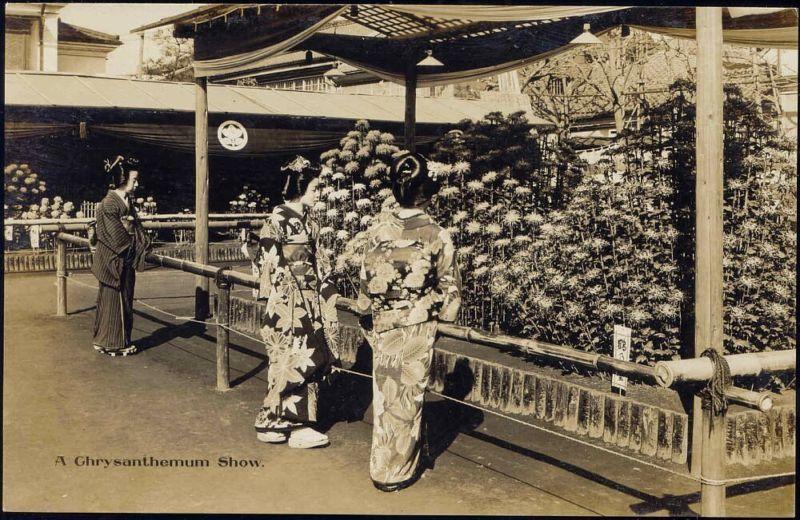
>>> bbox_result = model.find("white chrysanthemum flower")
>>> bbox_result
[363,165,378,178]
[452,210,468,223]
[466,221,482,234]
[474,254,488,266]
[356,198,372,209]
[63,201,75,212]
[313,201,327,211]
[453,161,470,174]
[475,202,490,212]
[360,215,373,226]
[344,161,359,174]
[321,186,334,196]
[515,186,532,196]
[628,309,650,324]
[326,208,339,219]
[458,245,474,256]
[503,178,520,188]
[467,180,485,191]
[352,183,366,193]
[482,171,499,184]
[75,211,85,218]
[356,146,372,159]
[366,179,380,188]
[440,186,460,198]
[378,188,393,199]
[490,203,504,214]
[345,211,359,223]
[473,266,489,277]
[486,223,502,236]
[336,189,350,200]
[376,143,394,155]
[40,198,50,206]
[320,227,334,236]
[446,226,459,235]
[494,238,511,247]
[513,235,532,243]
[504,210,521,225]
[379,132,394,144]
[332,172,346,181]
[524,212,544,225]
[336,230,350,241]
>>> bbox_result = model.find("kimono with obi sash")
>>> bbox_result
[252,204,339,433]
[91,190,151,352]
[357,207,461,488]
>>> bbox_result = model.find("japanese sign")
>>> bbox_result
[612,325,632,394]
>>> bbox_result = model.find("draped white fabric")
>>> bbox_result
[380,5,628,22]
[193,6,347,78]
[629,24,798,50]
[338,45,574,88]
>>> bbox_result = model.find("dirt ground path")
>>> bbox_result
[3,269,794,515]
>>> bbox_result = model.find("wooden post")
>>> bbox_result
[215,278,231,391]
[195,76,210,320]
[694,7,726,517]
[55,238,67,317]
[404,61,417,153]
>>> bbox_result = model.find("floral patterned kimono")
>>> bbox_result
[358,207,461,488]
[253,204,339,434]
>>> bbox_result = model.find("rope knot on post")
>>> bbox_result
[214,265,231,288]
[699,348,731,419]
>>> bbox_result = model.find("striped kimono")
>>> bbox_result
[90,191,150,352]
[358,208,461,488]
[253,204,339,433]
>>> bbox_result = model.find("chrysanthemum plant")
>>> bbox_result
[315,120,400,297]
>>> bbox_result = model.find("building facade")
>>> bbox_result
[5,3,121,74]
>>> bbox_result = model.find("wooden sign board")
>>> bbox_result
[612,325,632,394]
[29,225,41,249]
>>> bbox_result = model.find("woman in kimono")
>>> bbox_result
[253,156,339,449]
[358,152,461,491]
[91,156,151,356]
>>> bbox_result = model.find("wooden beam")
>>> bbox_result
[195,76,210,320]
[404,61,417,153]
[694,7,726,517]
[55,238,67,317]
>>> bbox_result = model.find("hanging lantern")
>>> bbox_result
[570,23,604,45]
[417,49,444,66]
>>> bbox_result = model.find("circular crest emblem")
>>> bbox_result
[217,120,248,151]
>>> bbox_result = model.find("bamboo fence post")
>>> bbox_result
[195,75,210,320]
[695,6,726,517]
[55,237,67,317]
[215,277,231,391]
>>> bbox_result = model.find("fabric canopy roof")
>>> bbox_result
[5,71,545,156]
[133,5,798,84]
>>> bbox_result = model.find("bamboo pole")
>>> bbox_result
[695,7,726,516]
[726,386,773,413]
[195,75,210,320]
[654,350,796,388]
[38,220,263,233]
[55,238,67,317]
[215,276,231,391]
[4,214,270,227]
[404,60,417,153]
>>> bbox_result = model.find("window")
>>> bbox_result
[5,31,30,70]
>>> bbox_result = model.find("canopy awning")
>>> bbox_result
[4,71,546,156]
[132,5,798,83]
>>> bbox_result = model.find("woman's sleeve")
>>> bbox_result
[97,201,132,255]
[254,216,282,301]
[434,227,462,322]
[313,221,334,281]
